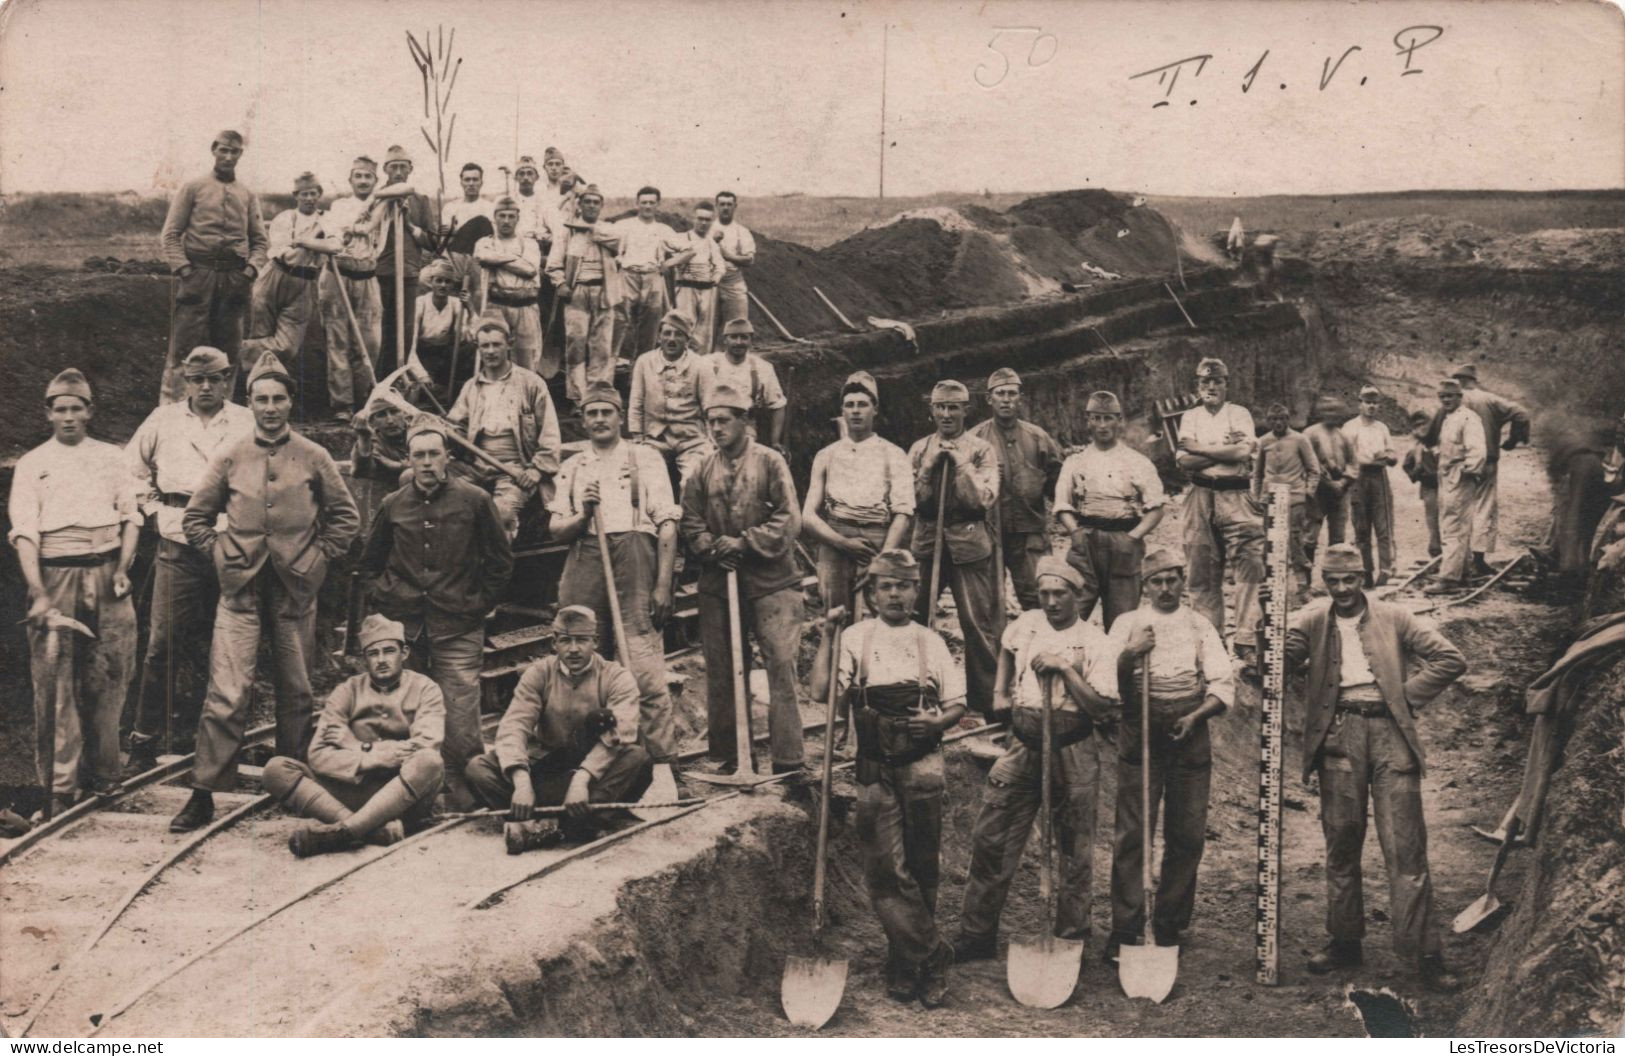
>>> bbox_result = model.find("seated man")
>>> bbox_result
[465,605,652,852]
[263,614,446,857]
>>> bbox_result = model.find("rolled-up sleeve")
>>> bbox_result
[887,443,917,517]
[638,444,681,526]
[1197,615,1235,710]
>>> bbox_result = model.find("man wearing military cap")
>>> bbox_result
[158,130,269,403]
[1285,543,1465,992]
[511,155,545,244]
[1054,389,1167,627]
[319,155,386,420]
[699,317,787,451]
[1303,395,1357,569]
[1103,547,1232,959]
[1344,384,1398,586]
[969,367,1063,612]
[372,145,440,376]
[681,382,807,775]
[833,547,965,1006]
[172,350,361,833]
[243,172,343,396]
[629,309,713,485]
[409,259,473,402]
[548,382,684,790]
[1451,363,1530,576]
[956,555,1119,964]
[546,183,622,403]
[1428,378,1488,592]
[474,196,545,373]
[711,190,756,343]
[465,605,654,849]
[360,416,512,810]
[665,200,728,354]
[610,186,680,364]
[9,369,140,813]
[124,346,254,770]
[909,379,1002,721]
[1253,402,1322,600]
[263,614,447,857]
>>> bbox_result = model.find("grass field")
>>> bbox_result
[1146,189,1625,238]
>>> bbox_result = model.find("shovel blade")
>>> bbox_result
[1119,944,1178,1003]
[782,954,848,1028]
[1451,892,1504,934]
[1007,935,1084,1009]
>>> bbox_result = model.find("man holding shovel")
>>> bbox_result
[969,368,1062,612]
[320,155,387,422]
[9,369,140,815]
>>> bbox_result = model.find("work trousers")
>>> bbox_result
[317,270,380,412]
[1439,467,1476,583]
[413,336,471,409]
[377,276,417,378]
[129,539,218,750]
[1350,467,1396,582]
[482,470,538,541]
[675,285,718,355]
[1067,526,1140,630]
[716,271,749,334]
[490,301,543,375]
[913,551,1000,719]
[999,530,1045,611]
[192,567,320,791]
[245,267,318,368]
[1183,486,1263,648]
[1305,479,1350,563]
[162,265,252,403]
[1316,710,1441,960]
[698,585,805,767]
[29,560,136,796]
[1110,700,1213,938]
[263,751,442,833]
[647,427,714,488]
[464,743,653,811]
[1420,483,1442,558]
[559,532,678,762]
[1287,498,1314,592]
[562,286,615,405]
[814,521,890,616]
[857,750,946,970]
[1472,461,1501,554]
[960,715,1101,941]
[613,269,668,362]
[405,623,485,801]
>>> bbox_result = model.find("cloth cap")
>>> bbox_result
[580,382,624,412]
[515,155,539,176]
[405,415,450,446]
[986,367,1021,392]
[293,171,321,194]
[419,258,455,283]
[357,613,407,650]
[212,129,245,147]
[475,314,511,338]
[1451,363,1479,381]
[246,350,292,392]
[45,368,92,403]
[1320,544,1365,574]
[703,382,751,413]
[493,196,520,213]
[1035,555,1086,592]
[1195,357,1229,380]
[929,379,970,404]
[1086,390,1123,414]
[867,548,921,583]
[553,604,598,635]
[1141,548,1186,582]
[722,318,754,336]
[1359,385,1382,399]
[1265,402,1290,416]
[182,346,231,377]
[842,371,879,404]
[659,310,694,338]
[1438,378,1463,394]
[576,184,603,203]
[350,155,378,175]
[384,145,412,167]
[543,146,564,161]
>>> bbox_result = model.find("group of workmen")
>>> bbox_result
[9,126,1486,1009]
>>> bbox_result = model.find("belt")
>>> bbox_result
[487,287,540,307]
[1190,473,1251,492]
[1359,464,1387,474]
[337,264,376,281]
[41,550,118,568]
[185,252,248,272]
[1336,686,1389,717]
[159,491,193,508]
[574,277,604,287]
[676,279,716,289]
[623,265,659,274]
[1078,515,1140,531]
[274,258,321,281]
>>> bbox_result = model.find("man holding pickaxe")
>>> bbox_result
[319,155,387,421]
[546,183,621,405]
[9,369,140,816]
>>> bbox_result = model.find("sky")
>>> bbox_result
[0,0,1621,199]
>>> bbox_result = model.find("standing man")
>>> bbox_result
[667,201,727,355]
[244,172,341,382]
[1453,364,1531,576]
[1176,357,1264,668]
[1253,402,1322,599]
[263,614,445,856]
[171,351,361,832]
[124,347,255,771]
[447,319,563,541]
[1344,385,1399,587]
[1427,378,1488,593]
[1402,410,1443,560]
[1104,549,1232,959]
[373,145,439,377]
[319,155,386,422]
[1286,544,1465,992]
[711,191,756,336]
[955,557,1118,963]
[698,318,788,450]
[611,186,678,362]
[546,184,621,404]
[9,370,140,813]
[409,260,473,403]
[1053,390,1166,628]
[474,197,545,373]
[969,368,1063,612]
[441,161,493,296]
[910,380,1002,722]
[1304,396,1357,570]
[512,156,546,246]
[548,383,683,790]
[360,419,512,811]
[628,311,712,485]
[158,130,268,403]
[835,549,965,1007]
[680,384,806,776]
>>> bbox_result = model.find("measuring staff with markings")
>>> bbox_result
[1284,543,1464,992]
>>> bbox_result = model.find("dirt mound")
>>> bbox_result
[1295,215,1625,272]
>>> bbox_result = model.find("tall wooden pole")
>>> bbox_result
[879,23,888,200]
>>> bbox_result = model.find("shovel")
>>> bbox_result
[1007,677,1083,1008]
[688,571,762,786]
[782,619,849,1027]
[924,457,950,632]
[1120,661,1178,1002]
[1453,816,1523,933]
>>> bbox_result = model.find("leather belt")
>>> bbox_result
[1336,686,1389,717]
[41,550,118,568]
[487,287,540,307]
[676,279,716,289]
[1078,515,1140,531]
[184,252,247,272]
[274,258,321,281]
[1190,473,1251,492]
[574,278,604,287]
[337,264,376,281]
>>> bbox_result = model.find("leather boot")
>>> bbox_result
[505,819,562,855]
[289,821,363,858]
[170,789,214,833]
[918,942,954,1009]
[125,739,159,775]
[884,954,917,1002]
[952,931,997,963]
[1307,939,1363,974]
[363,820,406,847]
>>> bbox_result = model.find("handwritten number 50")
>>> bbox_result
[975,27,1058,88]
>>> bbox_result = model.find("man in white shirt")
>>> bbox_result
[1427,378,1489,592]
[545,184,622,404]
[318,156,386,420]
[711,191,757,342]
[9,369,140,813]
[441,162,494,298]
[698,319,788,450]
[667,201,727,355]
[955,556,1118,963]
[1453,363,1531,576]
[1105,548,1232,959]
[1343,385,1399,586]
[474,197,545,374]
[124,347,254,770]
[611,186,678,363]
[244,172,342,376]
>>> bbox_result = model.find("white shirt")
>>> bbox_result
[811,434,916,525]
[712,219,756,277]
[1343,416,1395,468]
[473,234,541,292]
[1106,605,1234,708]
[442,197,493,230]
[675,230,726,284]
[413,293,465,344]
[836,617,964,705]
[513,190,545,242]
[267,208,330,268]
[324,194,383,265]
[699,352,787,412]
[126,399,255,543]
[1336,614,1379,687]
[9,437,137,552]
[1001,608,1117,712]
[1437,405,1487,479]
[1053,442,1166,521]
[1181,402,1257,479]
[613,217,679,270]
[547,440,680,537]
